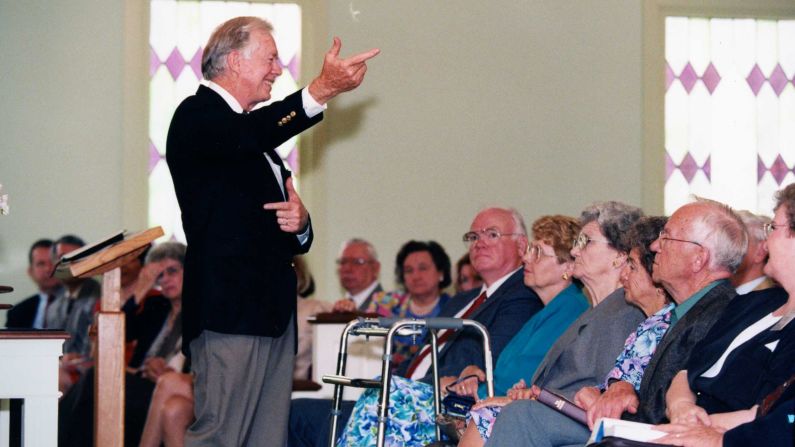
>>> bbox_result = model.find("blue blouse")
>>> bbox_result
[477,283,590,398]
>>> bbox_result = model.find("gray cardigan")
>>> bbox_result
[532,288,645,400]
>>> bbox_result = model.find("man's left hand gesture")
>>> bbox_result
[264,177,309,233]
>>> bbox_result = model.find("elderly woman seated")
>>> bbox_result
[464,212,677,447]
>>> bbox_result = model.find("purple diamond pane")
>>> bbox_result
[769,64,788,97]
[286,146,298,172]
[189,47,203,80]
[165,47,186,80]
[702,155,711,181]
[758,155,767,184]
[150,47,161,77]
[286,55,300,81]
[665,62,675,92]
[148,142,163,174]
[679,152,699,183]
[665,152,675,181]
[701,63,721,95]
[746,64,765,96]
[679,63,698,94]
[770,155,791,185]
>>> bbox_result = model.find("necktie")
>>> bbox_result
[42,294,55,328]
[404,291,487,378]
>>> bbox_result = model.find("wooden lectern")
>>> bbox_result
[55,227,163,446]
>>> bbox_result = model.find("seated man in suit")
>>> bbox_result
[288,207,543,447]
[5,238,62,328]
[731,210,774,294]
[330,238,383,312]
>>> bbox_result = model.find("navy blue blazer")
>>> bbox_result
[167,86,322,351]
[5,294,40,328]
[687,287,794,414]
[398,269,542,383]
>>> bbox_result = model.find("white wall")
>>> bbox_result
[9,0,765,317]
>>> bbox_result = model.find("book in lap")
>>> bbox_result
[536,388,587,425]
[586,418,667,445]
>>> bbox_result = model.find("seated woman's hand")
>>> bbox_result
[453,365,485,399]
[471,396,513,410]
[141,356,173,382]
[653,422,725,447]
[667,400,711,426]
[507,383,540,401]
[332,299,357,313]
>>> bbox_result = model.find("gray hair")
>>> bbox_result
[735,210,770,244]
[686,199,748,273]
[580,201,644,253]
[201,16,273,80]
[340,238,378,261]
[145,242,187,266]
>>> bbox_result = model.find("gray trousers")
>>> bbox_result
[485,399,590,447]
[186,319,295,447]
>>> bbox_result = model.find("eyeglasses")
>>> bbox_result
[572,232,611,251]
[463,227,522,247]
[763,221,788,238]
[657,230,702,249]
[526,244,557,263]
[336,257,372,267]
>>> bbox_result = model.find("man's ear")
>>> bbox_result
[692,247,710,273]
[226,50,241,76]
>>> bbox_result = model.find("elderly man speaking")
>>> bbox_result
[167,16,378,447]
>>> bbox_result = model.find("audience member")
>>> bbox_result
[47,235,101,384]
[290,206,542,447]
[59,242,187,447]
[454,253,483,294]
[331,238,383,312]
[5,238,62,328]
[464,202,647,446]
[731,210,774,294]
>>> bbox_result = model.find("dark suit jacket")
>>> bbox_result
[5,294,40,328]
[687,287,794,414]
[630,280,735,423]
[396,269,542,383]
[724,376,795,447]
[167,85,323,351]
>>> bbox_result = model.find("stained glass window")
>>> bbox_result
[148,0,302,241]
[664,17,795,216]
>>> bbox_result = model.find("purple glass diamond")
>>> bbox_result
[665,62,675,92]
[285,55,300,81]
[679,152,699,183]
[701,63,721,95]
[286,146,298,172]
[770,154,791,185]
[679,63,698,94]
[165,47,186,80]
[758,155,768,184]
[150,47,161,77]
[665,152,675,181]
[746,64,765,96]
[148,142,163,174]
[189,47,203,80]
[769,64,788,97]
[702,155,711,181]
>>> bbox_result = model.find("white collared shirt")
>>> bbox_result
[345,280,381,309]
[735,275,768,295]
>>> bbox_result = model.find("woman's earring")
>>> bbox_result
[562,272,569,281]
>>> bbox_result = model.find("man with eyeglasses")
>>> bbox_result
[584,199,744,427]
[288,207,541,447]
[731,210,776,294]
[330,238,383,312]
